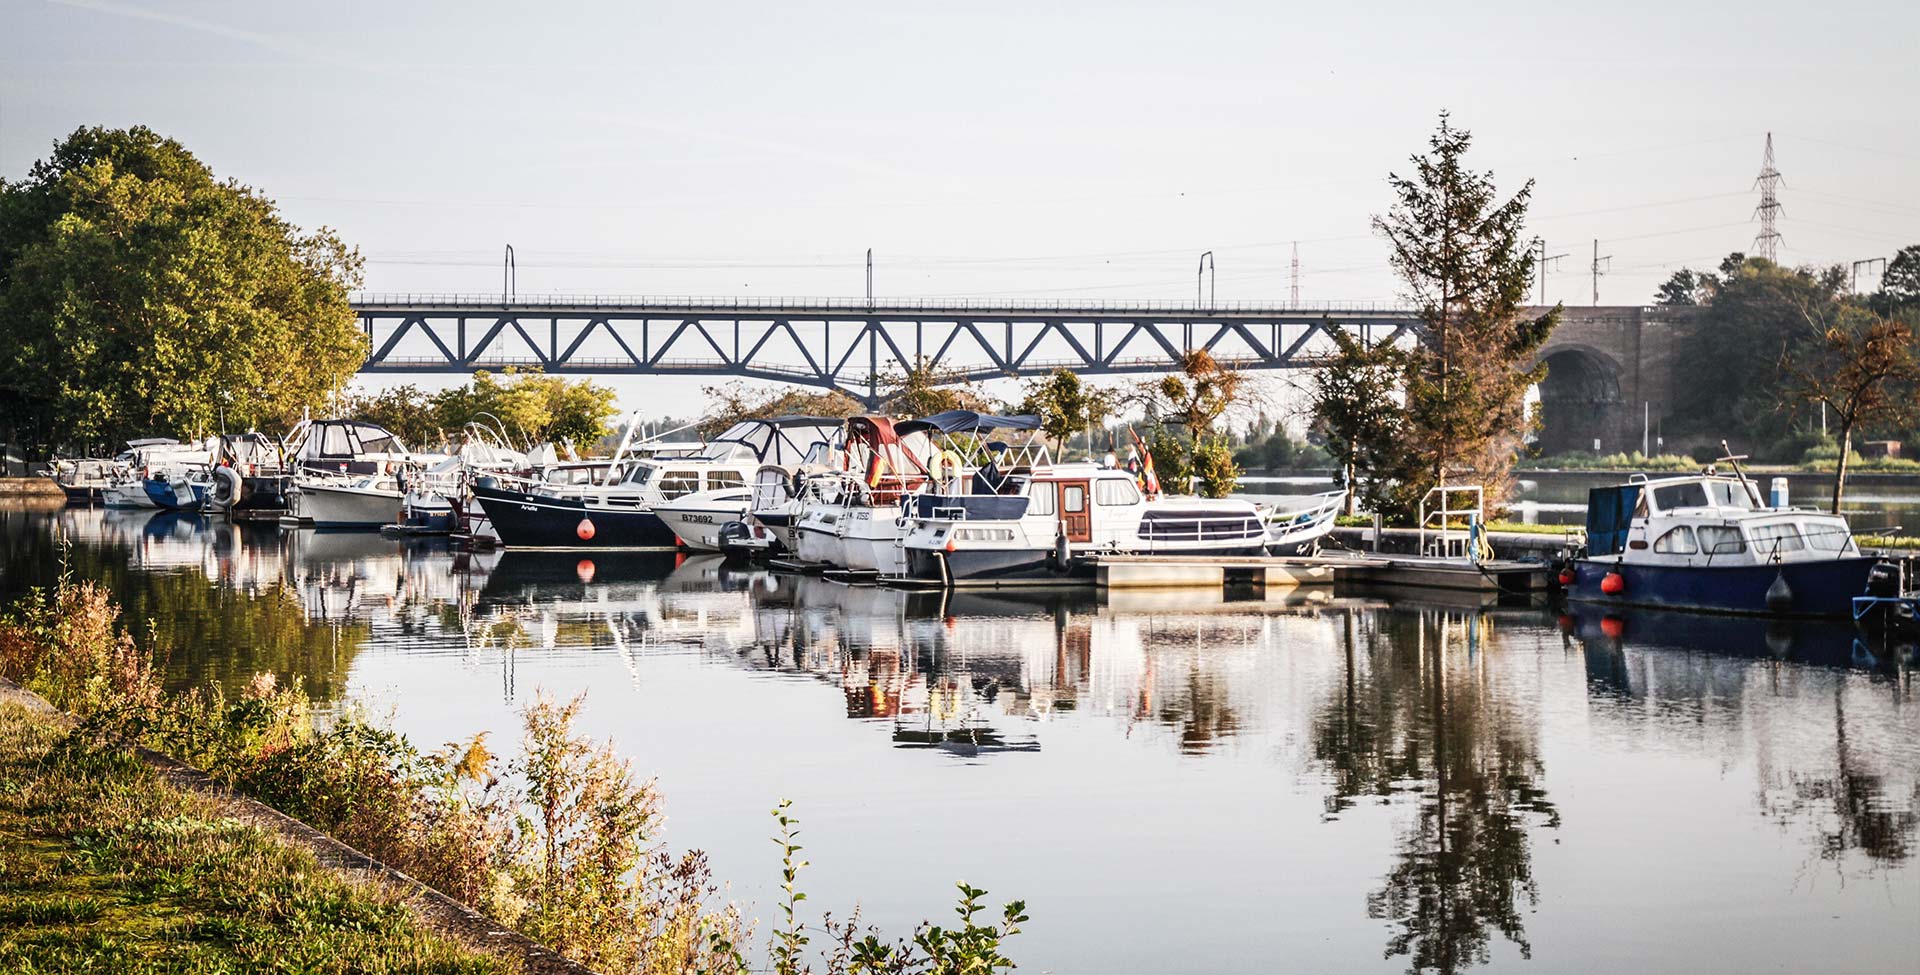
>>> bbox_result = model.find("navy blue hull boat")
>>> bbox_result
[1566,555,1879,618]
[1567,467,1885,619]
[472,482,678,549]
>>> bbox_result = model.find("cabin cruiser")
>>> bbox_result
[1566,469,1882,617]
[475,416,837,549]
[48,457,116,504]
[791,411,1045,575]
[644,417,842,551]
[900,463,1269,586]
[285,419,415,529]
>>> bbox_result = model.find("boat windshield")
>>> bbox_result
[1651,479,1752,511]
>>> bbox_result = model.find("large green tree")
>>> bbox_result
[0,126,366,451]
[1668,254,1849,450]
[1370,114,1558,518]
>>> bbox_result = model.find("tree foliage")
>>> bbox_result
[877,357,996,418]
[1364,113,1558,519]
[1017,369,1116,459]
[1780,312,1920,512]
[1311,330,1413,515]
[0,126,366,451]
[698,381,864,438]
[346,369,621,450]
[1667,254,1850,449]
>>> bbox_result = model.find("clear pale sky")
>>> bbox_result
[4,0,1916,418]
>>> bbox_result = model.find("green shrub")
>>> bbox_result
[1191,437,1242,498]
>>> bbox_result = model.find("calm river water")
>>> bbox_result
[2,503,1916,974]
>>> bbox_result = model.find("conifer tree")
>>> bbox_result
[1370,114,1559,518]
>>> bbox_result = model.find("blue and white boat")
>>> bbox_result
[1567,469,1881,618]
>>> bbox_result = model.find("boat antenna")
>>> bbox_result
[1719,439,1761,505]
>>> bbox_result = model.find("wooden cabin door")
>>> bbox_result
[1056,481,1092,542]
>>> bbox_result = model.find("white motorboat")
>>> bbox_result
[284,419,416,529]
[900,463,1268,586]
[292,473,405,529]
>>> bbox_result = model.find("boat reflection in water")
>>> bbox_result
[2,501,1916,975]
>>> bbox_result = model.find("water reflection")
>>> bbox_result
[1316,609,1560,973]
[3,503,1917,974]
[1564,603,1918,875]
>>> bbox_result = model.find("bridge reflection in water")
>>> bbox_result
[2,503,1915,975]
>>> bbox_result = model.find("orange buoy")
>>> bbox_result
[576,559,596,583]
[1600,615,1626,639]
[1600,571,1626,595]
[576,518,596,541]
[1557,568,1575,586]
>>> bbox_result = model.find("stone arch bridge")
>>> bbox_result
[1530,305,1699,457]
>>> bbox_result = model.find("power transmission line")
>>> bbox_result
[1752,132,1784,262]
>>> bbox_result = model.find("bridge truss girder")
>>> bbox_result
[355,303,1420,405]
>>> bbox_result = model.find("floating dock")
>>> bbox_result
[1086,553,1548,593]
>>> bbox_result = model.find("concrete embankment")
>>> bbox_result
[0,477,62,498]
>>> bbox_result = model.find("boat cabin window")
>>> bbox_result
[1697,525,1746,556]
[1062,484,1087,513]
[544,467,600,485]
[1749,523,1805,556]
[659,470,701,499]
[1095,478,1142,506]
[707,471,746,491]
[623,465,656,486]
[1026,482,1055,517]
[319,425,353,457]
[1652,526,1697,554]
[358,429,402,455]
[1805,521,1852,552]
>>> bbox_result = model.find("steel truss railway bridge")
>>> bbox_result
[354,293,1422,405]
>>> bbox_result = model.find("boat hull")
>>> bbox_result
[58,484,103,505]
[143,478,207,512]
[907,543,1266,587]
[294,483,403,529]
[1567,556,1880,618]
[654,503,749,552]
[103,481,159,509]
[473,484,676,548]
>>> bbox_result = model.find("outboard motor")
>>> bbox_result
[717,520,755,560]
[1865,560,1901,599]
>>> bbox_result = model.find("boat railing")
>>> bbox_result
[1267,489,1347,530]
[1419,484,1486,562]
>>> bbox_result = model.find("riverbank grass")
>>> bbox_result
[0,701,510,974]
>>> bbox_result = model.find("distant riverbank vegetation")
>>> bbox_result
[346,369,622,453]
[0,127,368,454]
[0,567,1027,974]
